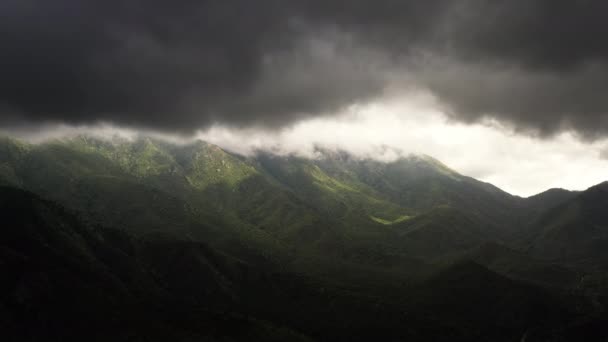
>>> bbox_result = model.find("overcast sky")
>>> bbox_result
[1,0,608,195]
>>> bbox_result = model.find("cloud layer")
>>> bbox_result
[2,1,608,139]
[7,98,606,197]
[197,100,608,196]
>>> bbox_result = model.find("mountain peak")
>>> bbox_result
[403,154,461,177]
[526,187,576,200]
[588,180,608,191]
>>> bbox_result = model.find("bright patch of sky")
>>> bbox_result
[199,96,608,197]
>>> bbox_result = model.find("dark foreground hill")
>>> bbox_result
[0,186,316,341]
[527,182,608,268]
[0,186,487,341]
[4,186,607,341]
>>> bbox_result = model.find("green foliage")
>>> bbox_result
[178,141,259,189]
[370,214,411,225]
[255,154,411,229]
[66,136,177,177]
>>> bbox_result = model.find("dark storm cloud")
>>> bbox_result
[2,0,608,137]
[419,0,608,139]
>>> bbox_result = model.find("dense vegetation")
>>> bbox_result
[1,135,607,341]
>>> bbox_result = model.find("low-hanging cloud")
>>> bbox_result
[2,0,608,139]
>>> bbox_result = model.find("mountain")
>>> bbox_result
[0,186,303,341]
[525,188,579,213]
[2,135,608,341]
[410,260,576,341]
[0,136,594,268]
[388,206,489,261]
[528,182,608,269]
[4,185,604,341]
[0,136,593,257]
[310,151,523,231]
[466,242,582,290]
[0,137,477,266]
[0,186,486,341]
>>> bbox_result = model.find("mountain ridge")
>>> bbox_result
[2,134,608,340]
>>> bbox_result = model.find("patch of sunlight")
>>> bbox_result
[309,166,359,193]
[370,214,412,225]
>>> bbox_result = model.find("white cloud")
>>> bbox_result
[200,97,608,197]
[3,95,607,197]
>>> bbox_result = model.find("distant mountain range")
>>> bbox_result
[1,135,607,341]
